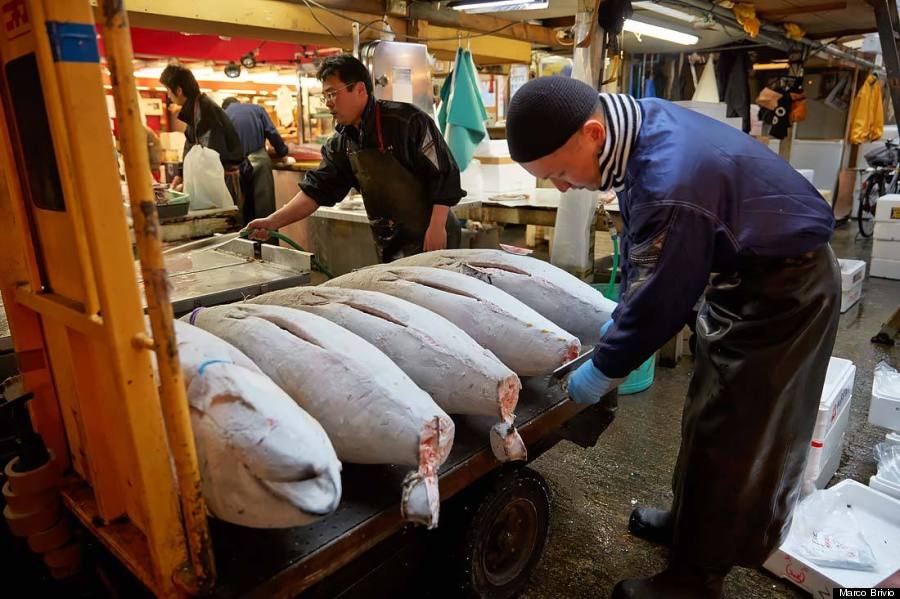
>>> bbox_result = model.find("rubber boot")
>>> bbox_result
[627,507,673,546]
[610,562,727,599]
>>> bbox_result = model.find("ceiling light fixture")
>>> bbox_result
[448,0,549,13]
[623,18,699,45]
[631,1,697,23]
[224,61,242,78]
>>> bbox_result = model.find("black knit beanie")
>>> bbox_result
[506,76,600,163]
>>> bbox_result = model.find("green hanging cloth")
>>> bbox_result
[439,48,487,169]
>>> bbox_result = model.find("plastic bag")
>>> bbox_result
[874,361,900,398]
[182,144,235,211]
[550,189,598,275]
[875,443,900,484]
[792,488,878,571]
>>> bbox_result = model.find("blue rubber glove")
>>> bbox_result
[599,319,614,339]
[567,360,622,405]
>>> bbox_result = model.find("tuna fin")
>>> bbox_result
[342,301,409,328]
[467,261,530,277]
[401,470,439,528]
[490,422,527,462]
[459,263,493,284]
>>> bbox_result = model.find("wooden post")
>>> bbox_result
[833,66,861,219]
[779,126,794,161]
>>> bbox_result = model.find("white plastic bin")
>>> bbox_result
[870,473,900,501]
[803,357,855,490]
[870,365,900,431]
[874,193,900,222]
[763,480,900,594]
[875,220,900,241]
[873,238,900,261]
[478,161,536,196]
[837,259,865,313]
[838,259,866,290]
[870,257,900,280]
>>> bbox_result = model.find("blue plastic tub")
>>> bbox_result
[592,283,656,395]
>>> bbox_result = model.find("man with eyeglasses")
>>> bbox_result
[246,54,463,261]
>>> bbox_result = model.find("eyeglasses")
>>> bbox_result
[321,82,357,102]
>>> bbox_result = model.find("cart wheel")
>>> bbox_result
[457,467,551,598]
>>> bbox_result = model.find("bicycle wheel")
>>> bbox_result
[858,176,882,237]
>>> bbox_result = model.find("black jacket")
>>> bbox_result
[300,98,464,207]
[177,94,244,174]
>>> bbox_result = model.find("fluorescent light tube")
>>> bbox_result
[632,1,697,23]
[623,18,699,45]
[449,0,549,12]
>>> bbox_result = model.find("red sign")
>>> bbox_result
[2,0,29,41]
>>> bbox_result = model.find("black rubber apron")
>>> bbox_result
[671,243,841,571]
[347,103,461,262]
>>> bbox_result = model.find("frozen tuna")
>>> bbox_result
[184,305,454,528]
[175,320,341,529]
[323,266,580,376]
[393,249,618,345]
[247,286,525,462]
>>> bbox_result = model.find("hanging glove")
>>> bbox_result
[567,360,623,405]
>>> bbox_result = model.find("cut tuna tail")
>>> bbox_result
[493,375,527,462]
[402,415,452,528]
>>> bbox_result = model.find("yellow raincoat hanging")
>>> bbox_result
[850,74,884,144]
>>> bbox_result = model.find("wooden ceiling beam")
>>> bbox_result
[806,26,878,39]
[757,1,847,21]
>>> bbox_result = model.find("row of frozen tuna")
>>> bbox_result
[176,249,617,530]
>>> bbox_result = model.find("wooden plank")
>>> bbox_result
[807,27,877,39]
[758,1,847,21]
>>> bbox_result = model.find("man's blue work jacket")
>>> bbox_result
[594,99,835,378]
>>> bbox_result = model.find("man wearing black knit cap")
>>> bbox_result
[507,76,840,598]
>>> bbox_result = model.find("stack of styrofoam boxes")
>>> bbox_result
[474,140,536,199]
[868,362,900,500]
[673,101,743,129]
[802,357,856,492]
[871,194,900,280]
[837,258,865,313]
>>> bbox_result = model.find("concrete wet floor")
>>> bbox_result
[520,223,900,598]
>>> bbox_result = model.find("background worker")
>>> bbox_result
[222,97,289,224]
[246,54,463,261]
[159,65,244,206]
[506,76,840,599]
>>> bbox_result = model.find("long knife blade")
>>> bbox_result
[550,349,594,383]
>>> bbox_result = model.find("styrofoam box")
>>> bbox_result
[812,357,855,440]
[804,394,851,489]
[763,480,900,594]
[480,162,536,195]
[838,259,866,290]
[474,139,512,158]
[870,257,900,280]
[804,358,855,488]
[875,220,900,241]
[870,364,900,431]
[840,280,862,313]
[874,238,900,261]
[874,193,900,222]
[870,472,900,501]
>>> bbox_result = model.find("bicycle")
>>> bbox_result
[858,138,899,238]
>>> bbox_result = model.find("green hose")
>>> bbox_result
[607,226,619,298]
[240,228,334,279]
